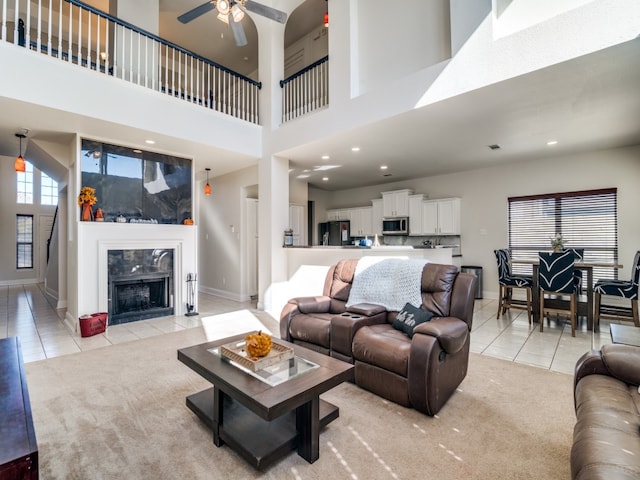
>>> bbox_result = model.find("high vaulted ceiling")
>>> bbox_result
[0,1,638,192]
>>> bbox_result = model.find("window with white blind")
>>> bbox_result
[17,214,34,269]
[508,188,618,283]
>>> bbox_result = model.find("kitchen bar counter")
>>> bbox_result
[266,246,455,319]
[285,246,453,278]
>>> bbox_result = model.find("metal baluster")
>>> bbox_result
[136,31,140,85]
[57,0,62,58]
[47,0,52,55]
[171,47,175,96]
[25,0,30,49]
[67,2,72,61]
[1,0,6,41]
[128,28,132,81]
[144,35,148,87]
[96,12,101,71]
[77,6,81,65]
[87,11,91,68]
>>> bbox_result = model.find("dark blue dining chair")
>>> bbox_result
[564,248,584,294]
[539,251,578,336]
[494,249,533,324]
[594,251,640,331]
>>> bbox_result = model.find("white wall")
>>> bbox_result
[354,0,452,95]
[311,145,640,298]
[198,165,259,301]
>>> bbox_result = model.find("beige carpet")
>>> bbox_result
[24,322,575,479]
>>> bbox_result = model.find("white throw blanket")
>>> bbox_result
[346,256,430,311]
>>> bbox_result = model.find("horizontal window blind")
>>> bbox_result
[508,188,618,284]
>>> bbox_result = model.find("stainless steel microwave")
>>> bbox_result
[382,217,409,235]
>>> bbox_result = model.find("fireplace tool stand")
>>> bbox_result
[185,273,199,316]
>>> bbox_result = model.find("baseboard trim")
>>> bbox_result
[199,286,249,303]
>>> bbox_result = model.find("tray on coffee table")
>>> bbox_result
[219,334,294,372]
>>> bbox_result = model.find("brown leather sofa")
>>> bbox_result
[571,344,640,480]
[572,344,640,479]
[280,259,477,415]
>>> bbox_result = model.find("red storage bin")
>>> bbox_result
[79,312,108,337]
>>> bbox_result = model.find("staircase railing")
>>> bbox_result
[280,55,328,122]
[0,0,261,124]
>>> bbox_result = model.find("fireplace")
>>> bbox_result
[108,249,174,325]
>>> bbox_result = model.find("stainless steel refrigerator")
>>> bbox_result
[318,221,351,246]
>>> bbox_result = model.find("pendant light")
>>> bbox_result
[14,133,27,172]
[324,12,329,27]
[204,168,212,196]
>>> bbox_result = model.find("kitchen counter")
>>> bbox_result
[284,245,453,278]
[266,246,456,320]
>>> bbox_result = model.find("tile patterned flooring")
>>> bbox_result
[0,284,621,375]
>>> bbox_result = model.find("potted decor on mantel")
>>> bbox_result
[78,186,98,221]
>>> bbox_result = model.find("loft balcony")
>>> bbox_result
[0,0,262,124]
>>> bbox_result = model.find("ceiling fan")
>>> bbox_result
[178,0,288,47]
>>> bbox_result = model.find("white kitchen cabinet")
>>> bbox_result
[408,194,425,235]
[350,207,373,237]
[382,189,412,217]
[371,199,383,236]
[326,209,351,222]
[289,204,306,246]
[422,198,461,235]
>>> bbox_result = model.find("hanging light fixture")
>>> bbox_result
[14,132,26,173]
[231,3,245,22]
[204,168,212,196]
[324,12,329,27]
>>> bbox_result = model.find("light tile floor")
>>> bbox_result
[0,284,622,375]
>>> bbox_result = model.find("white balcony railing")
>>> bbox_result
[0,0,261,124]
[280,55,328,123]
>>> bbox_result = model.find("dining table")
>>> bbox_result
[510,258,623,332]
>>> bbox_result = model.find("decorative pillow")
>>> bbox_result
[392,303,433,338]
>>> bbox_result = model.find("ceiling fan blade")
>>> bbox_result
[178,1,215,24]
[229,15,248,47]
[243,1,288,24]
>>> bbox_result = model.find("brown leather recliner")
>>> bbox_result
[571,344,640,479]
[280,259,477,416]
[352,263,476,416]
[280,259,387,363]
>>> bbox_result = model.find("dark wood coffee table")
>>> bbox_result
[177,333,354,470]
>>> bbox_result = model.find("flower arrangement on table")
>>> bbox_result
[78,186,98,221]
[550,233,564,252]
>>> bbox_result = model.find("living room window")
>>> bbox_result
[16,214,34,269]
[508,188,618,282]
[16,161,33,204]
[41,172,58,205]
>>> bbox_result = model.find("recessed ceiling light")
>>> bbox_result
[133,149,142,153]
[321,155,330,160]
[380,165,388,170]
[145,140,155,144]
[322,177,329,181]
[297,174,310,179]
[547,140,558,146]
[313,165,340,171]
[351,147,360,152]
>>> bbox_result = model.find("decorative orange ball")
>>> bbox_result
[245,331,272,358]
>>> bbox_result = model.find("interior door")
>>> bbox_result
[244,198,258,298]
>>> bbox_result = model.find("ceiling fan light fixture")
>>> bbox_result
[231,4,245,22]
[217,11,229,24]
[217,0,230,15]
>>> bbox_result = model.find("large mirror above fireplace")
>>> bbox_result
[81,139,192,224]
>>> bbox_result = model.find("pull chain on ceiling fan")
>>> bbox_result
[178,0,288,47]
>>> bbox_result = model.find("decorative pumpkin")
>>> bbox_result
[183,218,194,225]
[245,330,272,358]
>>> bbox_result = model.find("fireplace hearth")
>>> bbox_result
[108,249,174,325]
